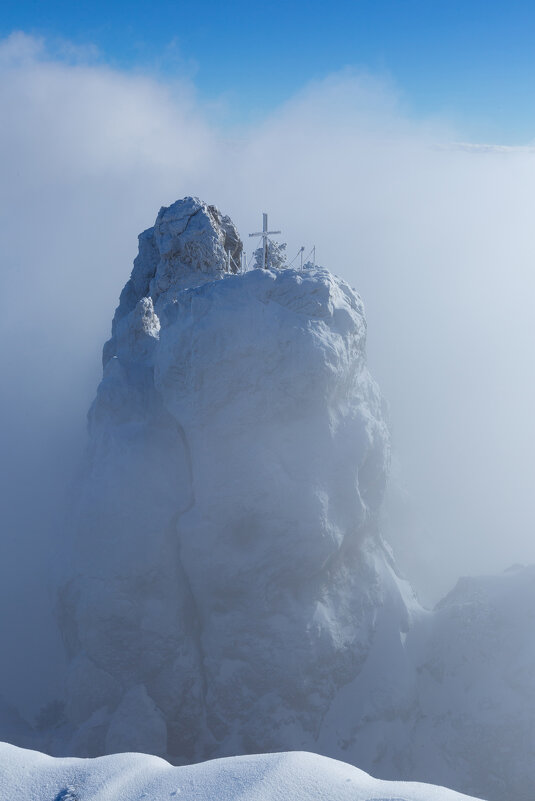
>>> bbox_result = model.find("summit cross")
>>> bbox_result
[249,213,281,269]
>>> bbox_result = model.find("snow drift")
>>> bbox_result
[0,742,483,801]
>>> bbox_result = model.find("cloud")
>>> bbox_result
[2,31,535,715]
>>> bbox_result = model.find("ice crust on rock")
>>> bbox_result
[59,196,415,764]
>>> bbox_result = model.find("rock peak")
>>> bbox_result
[61,197,403,765]
[103,197,242,367]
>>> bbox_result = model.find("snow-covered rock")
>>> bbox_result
[54,196,535,801]
[406,565,535,801]
[318,563,535,801]
[58,196,415,764]
[0,742,483,801]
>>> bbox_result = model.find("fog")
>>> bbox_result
[2,31,535,719]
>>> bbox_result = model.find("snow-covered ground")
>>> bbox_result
[0,743,483,801]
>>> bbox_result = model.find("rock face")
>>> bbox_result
[59,196,415,763]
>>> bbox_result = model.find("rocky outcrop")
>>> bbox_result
[59,196,414,763]
[56,196,535,801]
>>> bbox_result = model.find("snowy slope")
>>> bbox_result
[405,565,535,801]
[0,743,483,801]
[315,564,535,801]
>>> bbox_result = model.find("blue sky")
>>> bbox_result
[2,0,535,143]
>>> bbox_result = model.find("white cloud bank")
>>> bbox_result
[2,31,535,716]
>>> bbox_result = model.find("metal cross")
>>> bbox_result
[249,213,281,269]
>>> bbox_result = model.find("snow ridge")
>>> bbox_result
[0,743,483,801]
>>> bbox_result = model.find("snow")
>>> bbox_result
[0,743,483,801]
